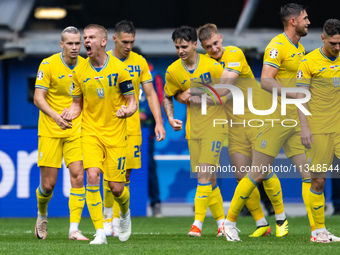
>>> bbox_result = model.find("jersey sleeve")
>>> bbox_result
[164,69,179,97]
[140,57,153,85]
[210,60,224,79]
[224,48,245,75]
[35,59,52,90]
[119,67,134,95]
[296,58,312,87]
[263,40,285,70]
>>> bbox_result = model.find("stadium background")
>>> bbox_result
[0,0,336,217]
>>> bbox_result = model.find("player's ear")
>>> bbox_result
[113,34,117,42]
[219,34,223,43]
[101,37,108,47]
[60,40,63,49]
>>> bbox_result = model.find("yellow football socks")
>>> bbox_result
[195,182,212,223]
[113,181,130,218]
[36,184,53,216]
[227,175,256,222]
[245,184,265,221]
[309,188,325,229]
[263,172,284,215]
[86,185,103,230]
[208,185,225,222]
[302,179,316,231]
[103,180,114,208]
[114,186,130,215]
[69,187,85,223]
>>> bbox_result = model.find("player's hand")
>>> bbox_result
[154,123,166,141]
[175,89,190,104]
[189,95,202,104]
[169,119,182,131]
[300,127,313,149]
[56,110,72,130]
[61,108,73,122]
[117,105,128,118]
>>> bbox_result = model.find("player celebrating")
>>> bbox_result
[164,25,229,237]
[34,26,88,241]
[102,20,165,237]
[223,3,315,241]
[297,18,340,243]
[63,24,137,244]
[197,23,270,237]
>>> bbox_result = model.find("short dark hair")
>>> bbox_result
[323,19,340,37]
[172,26,197,43]
[279,3,306,26]
[115,20,136,35]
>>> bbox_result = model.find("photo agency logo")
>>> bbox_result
[198,83,311,128]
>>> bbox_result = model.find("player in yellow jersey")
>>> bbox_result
[33,26,88,241]
[62,24,137,244]
[163,26,230,237]
[223,3,315,241]
[297,19,340,243]
[102,20,165,237]
[197,23,270,237]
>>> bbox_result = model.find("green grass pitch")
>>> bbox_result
[1,216,340,254]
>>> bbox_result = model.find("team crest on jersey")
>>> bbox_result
[269,49,278,59]
[261,140,267,149]
[333,77,339,87]
[297,52,302,56]
[37,70,44,80]
[297,70,303,80]
[330,65,339,70]
[97,88,104,98]
[68,74,72,78]
[227,62,240,67]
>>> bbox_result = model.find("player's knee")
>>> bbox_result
[41,182,55,194]
[70,173,84,187]
[111,186,124,197]
[86,171,100,185]
[312,178,325,192]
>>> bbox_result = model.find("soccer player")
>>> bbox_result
[33,26,88,241]
[197,23,270,237]
[297,18,340,243]
[63,24,137,244]
[223,3,315,241]
[163,25,228,237]
[102,20,166,237]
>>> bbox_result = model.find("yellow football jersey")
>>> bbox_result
[297,47,340,134]
[262,33,305,121]
[218,46,259,122]
[165,54,227,139]
[72,54,133,147]
[107,50,153,136]
[35,52,84,137]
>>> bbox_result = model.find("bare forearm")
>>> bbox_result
[125,96,137,117]
[146,91,163,125]
[163,94,174,120]
[34,96,60,121]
